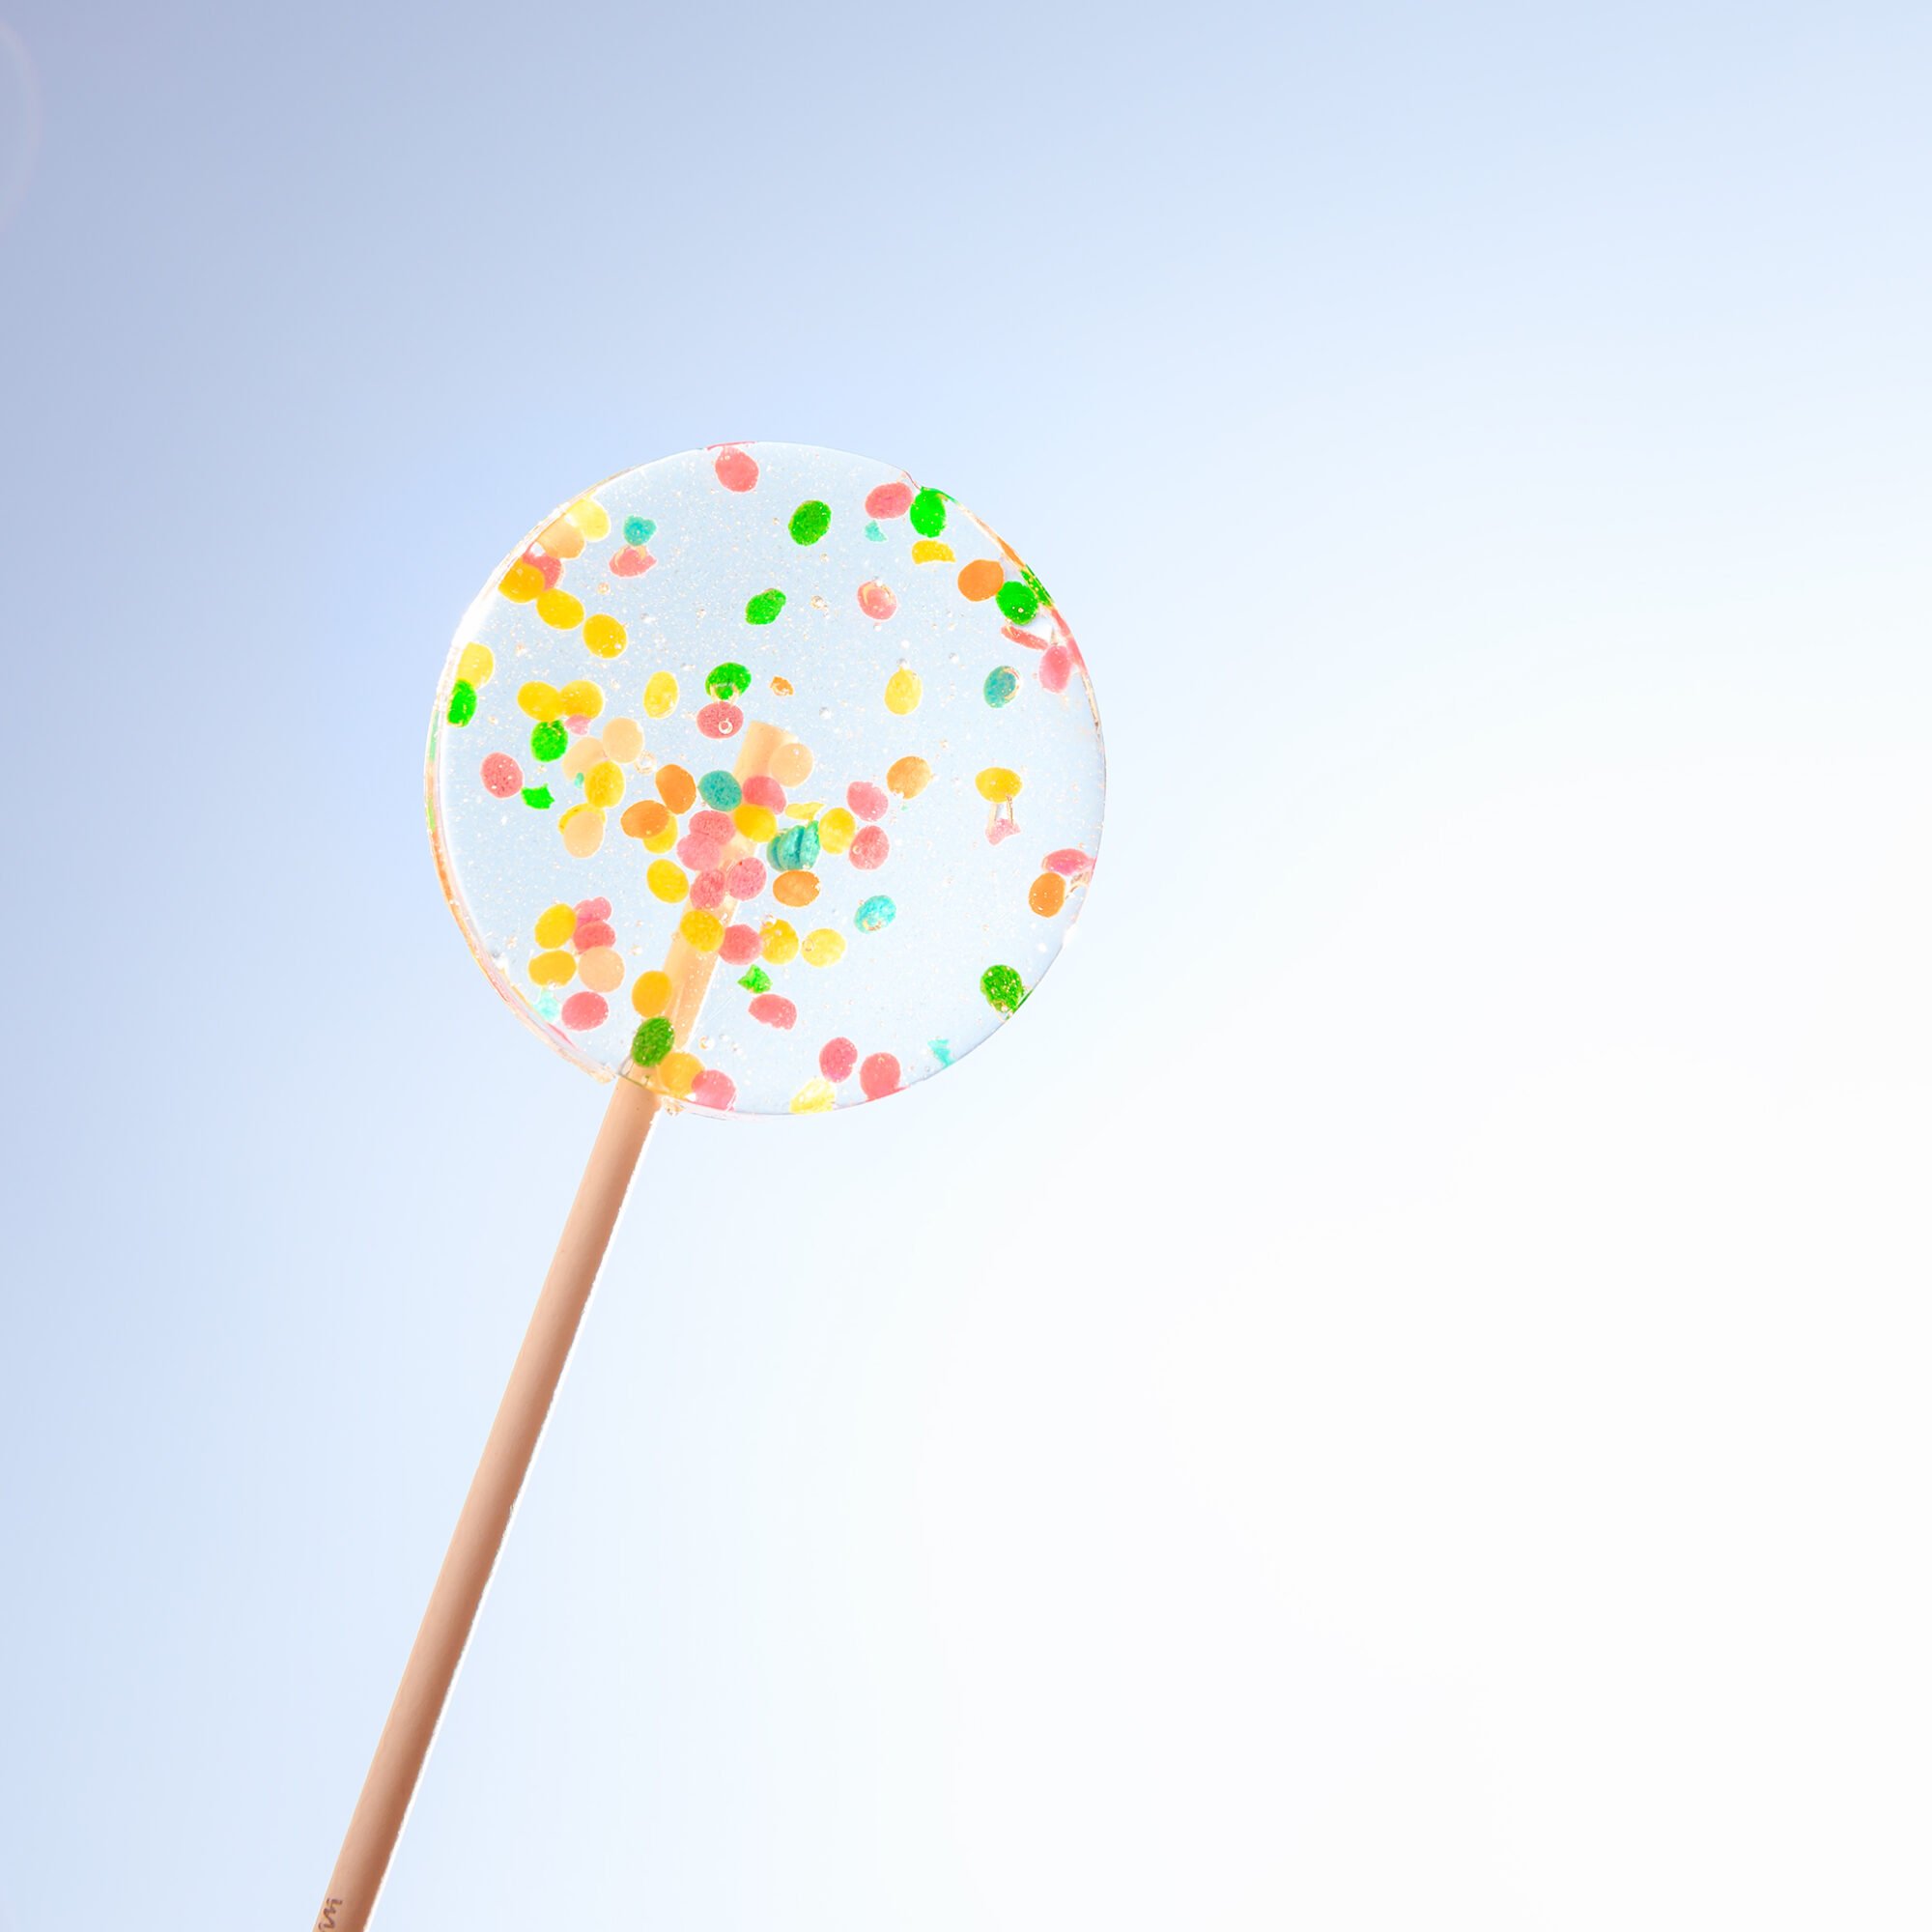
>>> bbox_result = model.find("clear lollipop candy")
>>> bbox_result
[314,443,1105,1929]
[427,440,1105,1113]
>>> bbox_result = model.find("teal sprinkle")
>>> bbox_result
[767,819,822,872]
[854,894,896,933]
[521,784,554,810]
[865,520,885,542]
[698,769,743,810]
[737,966,772,994]
[623,515,656,545]
[983,666,1019,707]
[535,987,562,1021]
[446,679,477,726]
[928,1038,952,1067]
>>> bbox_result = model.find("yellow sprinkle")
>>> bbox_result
[642,814,677,853]
[582,612,627,659]
[533,902,576,949]
[643,670,679,719]
[518,681,563,722]
[557,678,604,720]
[536,587,584,630]
[884,668,923,715]
[770,675,794,696]
[456,642,494,686]
[802,927,846,967]
[679,908,724,952]
[565,496,611,540]
[583,760,625,808]
[910,540,954,563]
[498,560,543,603]
[647,860,688,903]
[789,1078,838,1114]
[760,918,799,964]
[976,765,1023,802]
[528,949,576,985]
[785,800,823,821]
[631,970,673,1016]
[655,1051,700,1098]
[732,802,777,840]
[816,807,856,854]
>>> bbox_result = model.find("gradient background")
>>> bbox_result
[2,5,1928,1928]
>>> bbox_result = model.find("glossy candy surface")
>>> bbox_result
[428,442,1105,1115]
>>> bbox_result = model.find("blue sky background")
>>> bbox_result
[2,4,1928,1927]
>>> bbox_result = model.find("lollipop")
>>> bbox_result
[313,443,1104,1928]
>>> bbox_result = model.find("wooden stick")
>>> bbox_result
[312,720,791,1930]
[312,1072,659,1932]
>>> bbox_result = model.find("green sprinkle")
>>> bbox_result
[745,588,787,625]
[980,964,1026,1013]
[909,488,948,537]
[632,1016,674,1065]
[788,498,832,545]
[446,679,477,726]
[995,581,1039,626]
[623,515,656,545]
[521,784,553,810]
[705,661,752,700]
[737,966,772,994]
[530,720,568,762]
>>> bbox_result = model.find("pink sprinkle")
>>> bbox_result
[720,923,761,964]
[559,991,609,1031]
[849,824,890,869]
[564,714,589,734]
[575,896,611,922]
[712,444,759,493]
[689,868,726,911]
[856,580,897,621]
[741,774,785,812]
[1003,623,1049,651]
[609,545,655,577]
[725,856,767,899]
[676,833,725,871]
[696,700,743,740]
[573,920,616,952]
[691,1068,737,1111]
[690,810,735,845]
[819,1037,858,1083]
[481,753,523,798]
[987,817,1019,844]
[1038,643,1071,693]
[525,547,562,589]
[749,994,797,1030]
[866,481,913,519]
[1042,849,1093,879]
[846,781,888,822]
[859,1052,901,1100]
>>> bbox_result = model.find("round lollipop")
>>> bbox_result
[315,442,1105,1927]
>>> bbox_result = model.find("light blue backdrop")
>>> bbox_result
[2,4,1928,1927]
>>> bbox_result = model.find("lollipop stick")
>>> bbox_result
[314,721,791,1930]
[312,1073,660,1931]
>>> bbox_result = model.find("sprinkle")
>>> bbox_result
[705,662,752,700]
[981,964,1026,1013]
[745,588,787,625]
[854,894,895,932]
[560,991,609,1030]
[983,666,1019,707]
[738,965,772,993]
[788,499,832,545]
[446,680,477,725]
[819,1037,858,1082]
[482,753,523,797]
[909,488,947,537]
[859,1053,901,1099]
[522,784,554,810]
